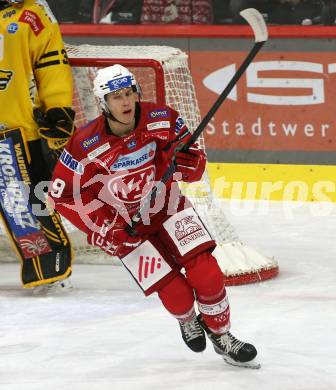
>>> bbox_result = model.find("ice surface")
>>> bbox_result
[0,200,335,390]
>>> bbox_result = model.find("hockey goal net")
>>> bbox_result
[0,44,278,285]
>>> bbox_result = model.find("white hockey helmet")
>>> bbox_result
[93,64,141,113]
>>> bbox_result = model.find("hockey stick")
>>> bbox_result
[127,8,268,235]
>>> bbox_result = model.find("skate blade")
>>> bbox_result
[32,279,73,295]
[222,356,261,369]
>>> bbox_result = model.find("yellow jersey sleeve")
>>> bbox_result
[0,0,73,141]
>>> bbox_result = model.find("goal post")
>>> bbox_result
[0,44,279,285]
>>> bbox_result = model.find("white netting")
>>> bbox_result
[0,44,278,284]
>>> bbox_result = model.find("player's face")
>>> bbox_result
[105,87,138,125]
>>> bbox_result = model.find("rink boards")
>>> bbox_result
[207,162,336,202]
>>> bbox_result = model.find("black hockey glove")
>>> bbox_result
[38,107,75,148]
[36,107,75,172]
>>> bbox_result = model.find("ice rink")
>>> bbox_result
[1,200,335,390]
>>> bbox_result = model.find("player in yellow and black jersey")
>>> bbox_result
[0,0,74,292]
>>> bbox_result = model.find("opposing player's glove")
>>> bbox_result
[38,107,75,149]
[36,107,75,172]
[174,143,206,183]
[87,217,142,258]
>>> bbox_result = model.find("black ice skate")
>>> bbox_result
[197,315,260,369]
[178,316,206,353]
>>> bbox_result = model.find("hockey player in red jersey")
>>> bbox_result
[49,64,260,368]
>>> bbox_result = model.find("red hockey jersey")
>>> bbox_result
[49,102,203,236]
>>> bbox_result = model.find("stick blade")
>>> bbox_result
[240,8,268,43]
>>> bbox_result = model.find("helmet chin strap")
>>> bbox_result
[103,109,123,124]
